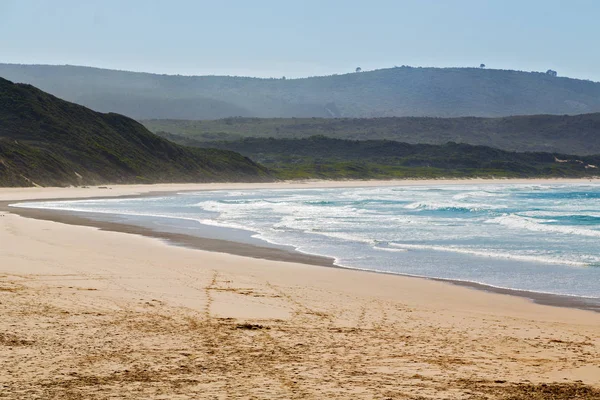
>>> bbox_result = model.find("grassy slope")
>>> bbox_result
[158,134,600,180]
[144,114,600,155]
[0,77,271,187]
[2,64,600,119]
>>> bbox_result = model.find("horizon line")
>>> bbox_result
[2,62,598,83]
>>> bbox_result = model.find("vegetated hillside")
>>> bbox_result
[158,133,600,180]
[144,113,600,155]
[0,77,271,187]
[2,63,600,119]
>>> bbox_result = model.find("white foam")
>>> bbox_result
[388,242,591,267]
[487,214,600,238]
[519,210,600,218]
[372,246,408,253]
[452,191,507,200]
[403,201,503,212]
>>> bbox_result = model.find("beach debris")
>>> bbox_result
[235,323,268,330]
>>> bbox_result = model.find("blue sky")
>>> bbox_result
[1,0,599,81]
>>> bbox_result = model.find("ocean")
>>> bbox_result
[13,183,600,299]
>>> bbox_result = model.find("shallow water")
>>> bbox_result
[14,183,600,298]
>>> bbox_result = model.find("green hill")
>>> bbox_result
[158,134,600,180]
[144,113,600,155]
[2,64,600,119]
[0,77,271,187]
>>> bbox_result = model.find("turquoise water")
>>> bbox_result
[13,183,600,298]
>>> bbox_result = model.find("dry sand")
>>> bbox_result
[1,180,599,399]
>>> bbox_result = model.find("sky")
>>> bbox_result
[1,0,599,81]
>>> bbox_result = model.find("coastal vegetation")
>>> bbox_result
[142,113,600,154]
[0,78,271,187]
[2,64,600,119]
[158,134,600,180]
[145,113,600,155]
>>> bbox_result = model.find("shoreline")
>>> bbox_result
[0,176,599,202]
[3,179,600,313]
[2,180,600,396]
[0,204,335,268]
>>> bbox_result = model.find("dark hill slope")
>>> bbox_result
[144,114,600,155]
[0,77,271,187]
[2,64,600,119]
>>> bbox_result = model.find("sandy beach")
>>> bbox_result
[1,180,599,399]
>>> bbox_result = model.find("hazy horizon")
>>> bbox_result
[5,62,599,83]
[2,0,600,81]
